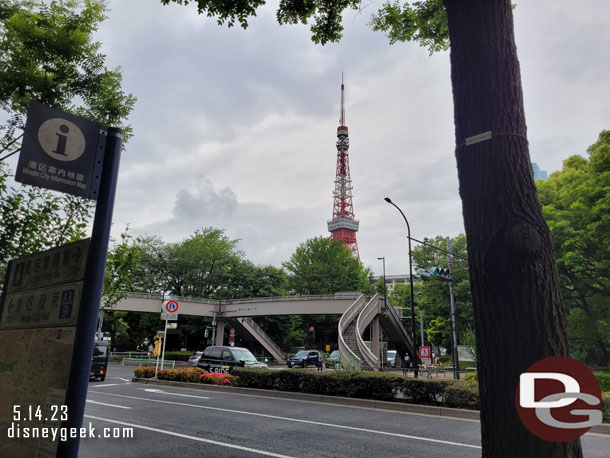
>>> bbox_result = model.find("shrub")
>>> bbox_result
[134,366,156,378]
[232,369,457,407]
[595,373,610,392]
[163,351,195,361]
[200,372,236,385]
[464,372,478,382]
[602,392,610,424]
[444,380,480,409]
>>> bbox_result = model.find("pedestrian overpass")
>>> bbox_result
[112,292,414,369]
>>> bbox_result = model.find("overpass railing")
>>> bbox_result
[122,292,360,306]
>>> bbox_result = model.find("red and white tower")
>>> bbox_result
[327,75,360,259]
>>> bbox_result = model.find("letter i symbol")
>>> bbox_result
[53,124,70,156]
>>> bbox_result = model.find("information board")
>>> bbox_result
[0,240,90,457]
[15,102,107,199]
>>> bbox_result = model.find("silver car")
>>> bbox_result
[188,351,203,366]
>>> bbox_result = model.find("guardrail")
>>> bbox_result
[121,358,176,368]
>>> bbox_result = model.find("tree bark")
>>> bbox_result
[442,1,582,456]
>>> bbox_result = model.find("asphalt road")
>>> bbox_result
[78,365,610,458]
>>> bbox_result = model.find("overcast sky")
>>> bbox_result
[71,1,610,276]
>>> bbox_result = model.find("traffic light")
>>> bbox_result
[431,267,451,279]
[417,267,451,280]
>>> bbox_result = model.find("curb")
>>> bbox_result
[131,377,480,421]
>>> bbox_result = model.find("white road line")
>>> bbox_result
[88,391,481,450]
[84,414,295,458]
[139,388,210,399]
[86,400,132,409]
[91,383,120,387]
[119,378,130,382]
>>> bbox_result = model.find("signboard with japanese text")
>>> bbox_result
[0,240,90,457]
[5,239,89,294]
[0,282,82,329]
[15,102,107,199]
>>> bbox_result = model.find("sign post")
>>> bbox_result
[160,300,178,370]
[56,126,122,458]
[0,102,123,458]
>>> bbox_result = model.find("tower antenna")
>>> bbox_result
[340,72,345,126]
[328,75,359,259]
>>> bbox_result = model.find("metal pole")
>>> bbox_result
[384,197,419,377]
[447,237,460,380]
[57,127,122,458]
[154,334,161,377]
[420,309,424,347]
[160,317,168,370]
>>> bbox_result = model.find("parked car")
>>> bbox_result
[198,346,268,373]
[325,350,340,368]
[188,351,204,367]
[386,350,397,368]
[287,350,320,368]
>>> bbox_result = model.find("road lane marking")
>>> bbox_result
[86,400,132,409]
[88,391,481,449]
[119,378,130,382]
[139,388,210,399]
[84,415,295,458]
[91,383,120,387]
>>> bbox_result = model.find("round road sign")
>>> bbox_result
[165,300,179,313]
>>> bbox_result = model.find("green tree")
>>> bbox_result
[160,3,575,453]
[537,131,610,366]
[283,236,373,295]
[411,234,473,337]
[282,236,373,351]
[427,316,450,354]
[0,0,135,285]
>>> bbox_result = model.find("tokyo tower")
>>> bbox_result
[327,75,360,259]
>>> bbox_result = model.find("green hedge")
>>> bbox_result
[602,392,610,423]
[232,369,471,408]
[595,373,610,391]
[162,351,195,361]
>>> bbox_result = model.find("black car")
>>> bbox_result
[287,350,320,368]
[90,341,109,381]
[198,346,268,374]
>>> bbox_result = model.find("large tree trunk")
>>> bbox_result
[442,1,582,456]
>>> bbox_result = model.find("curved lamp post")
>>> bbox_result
[384,197,419,377]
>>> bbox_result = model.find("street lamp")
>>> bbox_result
[384,197,419,377]
[377,257,387,309]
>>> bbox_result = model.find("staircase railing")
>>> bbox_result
[237,317,286,363]
[355,294,381,369]
[338,294,366,364]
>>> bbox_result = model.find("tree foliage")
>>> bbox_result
[283,236,373,295]
[537,131,610,366]
[0,0,136,139]
[412,234,472,337]
[101,227,142,309]
[0,0,135,284]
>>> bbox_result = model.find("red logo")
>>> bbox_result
[515,356,602,441]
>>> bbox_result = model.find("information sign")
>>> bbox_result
[15,102,107,199]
